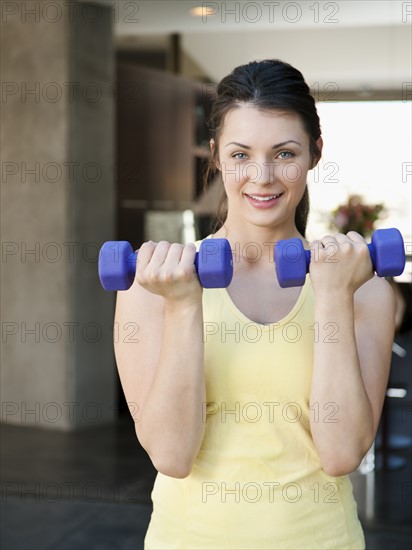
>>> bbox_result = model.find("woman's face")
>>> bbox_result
[211,103,321,233]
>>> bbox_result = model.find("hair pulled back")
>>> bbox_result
[203,59,322,237]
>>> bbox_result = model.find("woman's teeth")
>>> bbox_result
[247,194,282,202]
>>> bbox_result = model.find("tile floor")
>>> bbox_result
[1,415,411,550]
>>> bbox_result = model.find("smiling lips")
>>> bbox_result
[244,192,284,208]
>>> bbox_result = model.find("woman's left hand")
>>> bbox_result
[308,231,374,296]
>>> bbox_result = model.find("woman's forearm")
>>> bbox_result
[310,292,374,476]
[138,300,206,478]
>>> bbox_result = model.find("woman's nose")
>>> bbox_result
[246,160,276,185]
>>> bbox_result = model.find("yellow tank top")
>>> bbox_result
[144,237,365,550]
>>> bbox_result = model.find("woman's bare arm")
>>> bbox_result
[309,233,396,476]
[114,241,206,478]
[310,275,395,476]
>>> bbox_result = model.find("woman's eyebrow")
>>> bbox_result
[224,140,302,149]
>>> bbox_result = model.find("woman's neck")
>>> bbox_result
[213,220,305,270]
[212,220,306,264]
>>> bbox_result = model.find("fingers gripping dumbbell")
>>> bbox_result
[274,228,406,288]
[98,239,234,291]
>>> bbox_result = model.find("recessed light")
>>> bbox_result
[190,6,217,17]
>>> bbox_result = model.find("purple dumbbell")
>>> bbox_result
[98,239,233,291]
[274,228,406,288]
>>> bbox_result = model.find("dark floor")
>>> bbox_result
[1,415,411,550]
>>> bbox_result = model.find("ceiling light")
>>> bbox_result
[190,6,217,17]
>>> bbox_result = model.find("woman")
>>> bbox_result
[114,60,396,549]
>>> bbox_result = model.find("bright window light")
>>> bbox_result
[307,101,411,249]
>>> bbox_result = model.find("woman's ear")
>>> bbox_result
[316,136,324,157]
[210,138,215,155]
[310,136,324,169]
[210,138,220,170]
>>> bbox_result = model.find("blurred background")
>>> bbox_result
[1,1,411,549]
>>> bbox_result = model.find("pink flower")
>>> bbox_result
[334,211,348,229]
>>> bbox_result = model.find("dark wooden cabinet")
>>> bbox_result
[116,63,214,249]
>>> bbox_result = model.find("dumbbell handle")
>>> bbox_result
[101,246,204,288]
[299,242,378,271]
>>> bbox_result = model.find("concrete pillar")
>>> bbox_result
[1,1,116,430]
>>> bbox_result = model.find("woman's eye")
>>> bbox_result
[277,151,294,159]
[232,152,247,160]
[231,151,295,160]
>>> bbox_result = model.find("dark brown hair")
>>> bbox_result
[203,59,322,237]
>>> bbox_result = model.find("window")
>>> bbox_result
[307,101,411,244]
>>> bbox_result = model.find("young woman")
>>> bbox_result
[114,60,396,549]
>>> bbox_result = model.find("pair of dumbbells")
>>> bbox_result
[98,228,406,291]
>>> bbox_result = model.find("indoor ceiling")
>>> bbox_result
[112,0,407,34]
[92,1,412,89]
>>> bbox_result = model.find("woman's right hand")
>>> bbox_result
[134,241,203,306]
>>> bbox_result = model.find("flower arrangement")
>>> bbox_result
[329,195,386,238]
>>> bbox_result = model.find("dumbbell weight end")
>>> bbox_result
[368,228,406,278]
[99,241,137,291]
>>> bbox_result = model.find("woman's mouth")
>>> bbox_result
[244,193,284,208]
